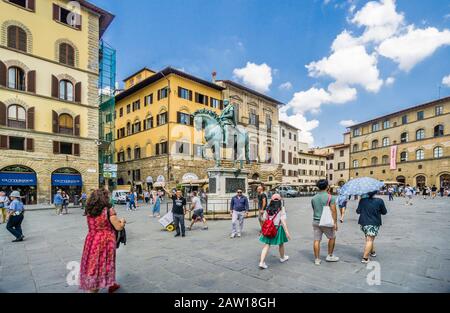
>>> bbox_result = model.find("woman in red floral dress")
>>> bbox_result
[79,189,126,293]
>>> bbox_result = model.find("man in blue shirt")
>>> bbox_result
[6,191,25,242]
[53,190,64,216]
[230,188,249,238]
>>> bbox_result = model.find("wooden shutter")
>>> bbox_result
[189,90,193,101]
[157,89,161,101]
[18,28,27,52]
[53,4,60,21]
[155,143,160,155]
[74,115,80,136]
[75,82,81,102]
[151,116,154,128]
[76,14,82,31]
[0,61,6,87]
[7,26,16,49]
[219,100,224,110]
[27,70,36,93]
[26,138,34,152]
[204,96,209,106]
[156,114,160,126]
[51,75,59,98]
[177,112,181,123]
[0,135,7,149]
[178,86,181,98]
[0,102,6,126]
[195,92,199,103]
[28,0,35,11]
[27,107,35,130]
[117,129,120,139]
[59,43,67,64]
[190,115,194,126]
[74,143,80,156]
[53,141,60,154]
[52,110,59,133]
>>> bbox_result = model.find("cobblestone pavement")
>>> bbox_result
[0,196,449,293]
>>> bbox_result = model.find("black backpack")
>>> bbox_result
[106,208,127,249]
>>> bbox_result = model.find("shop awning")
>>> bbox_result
[51,174,82,186]
[181,179,208,185]
[0,172,37,186]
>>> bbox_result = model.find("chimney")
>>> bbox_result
[212,71,217,83]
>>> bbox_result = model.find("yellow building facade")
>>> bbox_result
[349,97,450,188]
[0,0,113,203]
[114,67,225,190]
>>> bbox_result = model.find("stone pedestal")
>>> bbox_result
[206,167,249,212]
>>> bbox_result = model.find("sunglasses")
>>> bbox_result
[237,191,243,194]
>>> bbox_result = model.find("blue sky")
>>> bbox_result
[91,0,450,147]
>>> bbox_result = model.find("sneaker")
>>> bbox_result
[361,258,370,264]
[203,226,208,230]
[259,262,268,269]
[280,256,289,263]
[326,255,340,262]
[12,237,23,243]
[182,234,185,237]
[230,233,236,239]
[370,252,377,257]
[174,234,180,238]
[237,233,241,238]
[314,259,321,265]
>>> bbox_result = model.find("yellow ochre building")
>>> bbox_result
[0,0,114,204]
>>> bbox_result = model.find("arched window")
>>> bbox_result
[7,105,26,128]
[58,114,73,135]
[126,122,131,136]
[400,132,408,143]
[7,25,27,52]
[126,147,132,160]
[362,158,368,167]
[400,151,408,162]
[362,142,369,150]
[434,147,443,159]
[382,137,389,147]
[59,80,74,101]
[371,157,378,165]
[434,125,444,137]
[371,140,379,149]
[416,129,425,140]
[8,67,25,90]
[353,160,359,168]
[59,43,75,66]
[382,155,389,164]
[352,144,359,152]
[416,149,424,160]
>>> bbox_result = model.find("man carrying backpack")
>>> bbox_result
[258,194,291,269]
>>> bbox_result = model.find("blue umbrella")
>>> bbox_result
[339,177,384,197]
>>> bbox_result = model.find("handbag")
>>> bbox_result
[319,194,334,228]
[106,207,127,249]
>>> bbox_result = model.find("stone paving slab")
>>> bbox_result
[0,196,449,293]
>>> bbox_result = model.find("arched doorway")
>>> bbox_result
[0,165,37,204]
[415,175,426,188]
[396,176,406,185]
[440,174,450,189]
[51,168,82,203]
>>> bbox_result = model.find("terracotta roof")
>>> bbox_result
[116,67,225,102]
[79,1,114,38]
[217,80,284,105]
[349,96,450,129]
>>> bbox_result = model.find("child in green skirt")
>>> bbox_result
[259,194,292,269]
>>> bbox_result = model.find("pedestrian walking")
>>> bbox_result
[165,187,187,237]
[0,191,10,224]
[388,186,394,201]
[62,191,70,214]
[356,191,387,263]
[431,185,437,199]
[144,190,150,204]
[422,186,429,199]
[81,191,87,215]
[258,194,291,269]
[230,188,249,238]
[127,191,136,211]
[188,191,208,230]
[256,185,268,232]
[79,189,126,293]
[54,190,64,215]
[338,197,347,223]
[311,180,339,265]
[151,190,161,218]
[5,191,25,242]
[405,184,414,205]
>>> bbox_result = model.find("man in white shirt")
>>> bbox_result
[405,184,414,206]
[187,191,208,230]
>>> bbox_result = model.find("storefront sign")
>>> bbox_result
[182,173,199,182]
[51,174,83,186]
[103,164,118,172]
[0,173,37,186]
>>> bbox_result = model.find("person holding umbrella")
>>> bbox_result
[6,191,25,242]
[356,191,387,263]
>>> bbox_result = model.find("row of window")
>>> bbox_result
[352,125,445,152]
[352,105,445,137]
[282,169,325,177]
[281,151,325,166]
[281,129,297,141]
[327,162,347,170]
[0,135,80,156]
[352,146,445,168]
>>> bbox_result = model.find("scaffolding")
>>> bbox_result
[98,40,117,189]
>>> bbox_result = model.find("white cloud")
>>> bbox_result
[233,62,273,93]
[351,0,404,43]
[340,120,358,127]
[287,87,331,115]
[385,77,395,86]
[443,75,450,87]
[307,44,383,93]
[280,111,319,146]
[378,26,450,72]
[279,82,293,91]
